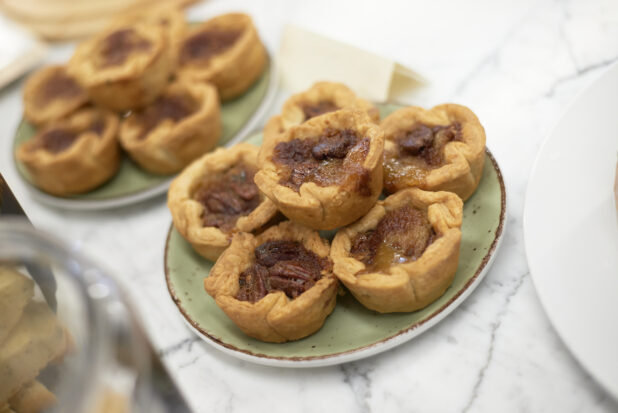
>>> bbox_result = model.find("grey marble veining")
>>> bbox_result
[1,0,618,412]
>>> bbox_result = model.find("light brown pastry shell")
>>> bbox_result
[262,82,379,156]
[112,5,186,68]
[167,143,278,261]
[382,104,486,201]
[22,65,88,126]
[68,23,173,111]
[119,81,221,174]
[177,13,267,101]
[255,109,384,230]
[331,188,463,313]
[16,108,120,196]
[204,221,338,343]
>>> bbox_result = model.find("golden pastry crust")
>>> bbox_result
[16,108,120,196]
[382,104,486,201]
[331,188,463,313]
[22,65,88,126]
[68,23,173,111]
[177,13,267,101]
[204,221,338,343]
[119,81,221,174]
[255,109,384,230]
[112,5,186,68]
[262,82,379,157]
[168,144,278,261]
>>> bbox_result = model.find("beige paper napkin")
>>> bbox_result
[279,25,426,102]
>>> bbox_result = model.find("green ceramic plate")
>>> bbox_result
[164,109,507,367]
[13,57,276,210]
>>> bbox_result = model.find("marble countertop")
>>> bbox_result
[1,0,617,411]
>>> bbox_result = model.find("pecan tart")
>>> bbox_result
[204,221,338,342]
[177,13,267,101]
[262,82,379,153]
[16,108,120,196]
[255,109,384,230]
[119,81,221,174]
[22,65,88,126]
[331,188,463,313]
[68,22,173,111]
[167,144,278,261]
[382,104,486,201]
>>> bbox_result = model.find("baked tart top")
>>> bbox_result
[23,65,88,126]
[68,23,167,86]
[203,221,337,343]
[167,143,278,259]
[18,107,117,159]
[178,13,256,74]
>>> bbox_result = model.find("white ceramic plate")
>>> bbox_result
[524,63,618,397]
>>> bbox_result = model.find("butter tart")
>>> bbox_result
[255,109,384,230]
[262,82,379,154]
[204,221,338,343]
[177,13,267,101]
[23,65,88,126]
[16,107,120,196]
[119,81,221,174]
[331,188,463,313]
[382,104,486,201]
[68,23,173,111]
[167,143,278,261]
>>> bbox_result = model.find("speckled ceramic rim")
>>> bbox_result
[12,54,279,211]
[164,149,507,368]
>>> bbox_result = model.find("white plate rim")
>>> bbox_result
[523,61,618,397]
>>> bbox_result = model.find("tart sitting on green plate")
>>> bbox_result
[177,13,267,101]
[68,22,173,111]
[330,188,463,313]
[22,65,88,126]
[119,81,221,175]
[204,221,338,343]
[261,82,379,159]
[167,144,278,261]
[381,104,486,201]
[16,108,120,196]
[255,109,384,230]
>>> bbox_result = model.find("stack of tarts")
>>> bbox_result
[167,81,487,343]
[16,8,268,197]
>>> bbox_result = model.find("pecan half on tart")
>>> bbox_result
[68,23,173,111]
[262,82,379,154]
[255,109,384,230]
[330,188,463,313]
[22,65,88,126]
[119,81,221,174]
[204,221,338,343]
[381,104,486,201]
[16,108,120,196]
[177,13,267,101]
[167,144,278,261]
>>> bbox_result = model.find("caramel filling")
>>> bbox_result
[99,29,152,67]
[384,122,462,192]
[180,28,242,64]
[351,205,436,273]
[135,94,197,139]
[301,100,339,121]
[272,128,372,195]
[236,240,332,302]
[194,164,261,232]
[36,72,82,106]
[32,119,106,154]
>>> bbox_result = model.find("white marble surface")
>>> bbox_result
[1,0,618,411]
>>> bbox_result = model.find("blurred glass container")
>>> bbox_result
[0,176,190,413]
